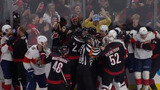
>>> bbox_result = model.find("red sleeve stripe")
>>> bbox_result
[153,31,157,38]
[1,44,5,47]
[23,57,31,63]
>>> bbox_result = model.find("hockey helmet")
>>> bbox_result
[59,45,69,55]
[100,25,108,32]
[37,35,48,46]
[114,27,121,34]
[73,28,82,38]
[2,25,12,33]
[139,27,148,35]
[129,30,137,37]
[107,30,117,42]
[84,35,94,45]
[88,27,97,35]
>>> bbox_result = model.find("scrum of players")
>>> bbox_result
[1,16,160,90]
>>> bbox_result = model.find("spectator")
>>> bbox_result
[82,8,111,32]
[55,0,69,20]
[51,15,66,52]
[27,14,41,46]
[72,4,83,23]
[43,3,60,24]
[13,0,31,28]
[66,14,82,43]
[126,2,141,18]
[126,14,141,31]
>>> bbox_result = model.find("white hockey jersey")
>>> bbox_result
[23,45,51,75]
[0,36,13,61]
[133,32,155,59]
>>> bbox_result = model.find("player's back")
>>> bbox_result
[47,52,70,84]
[100,39,127,75]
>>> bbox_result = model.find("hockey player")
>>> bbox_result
[77,35,101,90]
[23,35,50,90]
[67,29,84,90]
[125,30,137,73]
[0,25,14,90]
[100,30,128,90]
[12,26,28,90]
[149,37,160,90]
[131,27,155,90]
[134,29,160,90]
[40,45,72,90]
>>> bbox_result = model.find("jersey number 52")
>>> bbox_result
[52,61,63,73]
[109,53,121,65]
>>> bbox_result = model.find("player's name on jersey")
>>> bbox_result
[105,47,120,57]
[52,57,67,63]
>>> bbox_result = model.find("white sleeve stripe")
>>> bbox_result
[74,36,84,43]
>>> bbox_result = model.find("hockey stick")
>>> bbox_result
[26,75,34,89]
[60,69,69,87]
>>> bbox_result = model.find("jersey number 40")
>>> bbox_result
[52,61,63,73]
[109,53,121,66]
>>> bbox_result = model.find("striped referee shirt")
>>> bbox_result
[78,44,101,67]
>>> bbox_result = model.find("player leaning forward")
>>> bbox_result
[23,35,51,90]
[131,27,160,90]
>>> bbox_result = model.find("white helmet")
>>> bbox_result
[100,25,108,32]
[130,30,137,37]
[139,27,148,35]
[107,30,117,42]
[2,25,12,33]
[37,35,48,46]
[114,27,121,34]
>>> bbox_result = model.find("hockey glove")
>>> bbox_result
[135,41,141,48]
[6,36,15,46]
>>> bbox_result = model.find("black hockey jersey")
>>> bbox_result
[67,36,84,60]
[41,52,71,85]
[12,36,28,62]
[100,39,127,75]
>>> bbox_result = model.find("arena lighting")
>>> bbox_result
[108,0,127,12]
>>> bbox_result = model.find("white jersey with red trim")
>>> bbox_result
[133,32,155,59]
[0,36,13,61]
[23,45,51,75]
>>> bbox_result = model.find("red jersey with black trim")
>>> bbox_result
[100,39,127,76]
[41,52,71,85]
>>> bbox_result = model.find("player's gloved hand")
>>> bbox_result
[40,50,46,56]
[6,37,14,46]
[27,68,34,78]
[136,41,141,48]
[124,34,131,43]
[65,81,72,90]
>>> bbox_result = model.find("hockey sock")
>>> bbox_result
[142,71,150,90]
[4,84,11,90]
[134,72,142,90]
